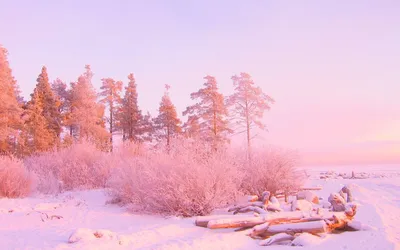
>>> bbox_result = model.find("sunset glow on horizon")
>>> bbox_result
[1,0,399,165]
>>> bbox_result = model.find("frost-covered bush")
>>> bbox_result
[239,147,304,197]
[0,156,32,198]
[25,140,114,194]
[108,138,242,217]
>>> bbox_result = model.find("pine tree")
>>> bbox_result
[70,65,110,148]
[51,78,72,136]
[182,114,201,139]
[52,78,70,118]
[227,72,274,152]
[24,91,55,153]
[99,77,122,149]
[28,66,62,143]
[183,75,231,149]
[0,46,23,155]
[140,111,154,142]
[153,85,181,148]
[51,78,75,146]
[118,73,152,142]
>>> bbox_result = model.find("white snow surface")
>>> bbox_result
[0,165,399,250]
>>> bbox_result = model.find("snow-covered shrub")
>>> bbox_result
[239,147,304,197]
[25,140,114,193]
[108,138,242,217]
[0,156,32,198]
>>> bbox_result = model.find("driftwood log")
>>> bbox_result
[233,206,268,215]
[207,216,266,229]
[228,201,265,212]
[262,220,327,236]
[196,185,361,247]
[204,210,354,230]
[195,214,256,228]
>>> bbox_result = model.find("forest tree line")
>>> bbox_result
[0,45,275,156]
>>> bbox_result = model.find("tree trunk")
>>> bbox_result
[261,220,327,236]
[206,211,308,229]
[212,107,218,152]
[166,125,170,153]
[109,107,113,152]
[195,214,255,228]
[245,100,251,161]
[207,216,266,229]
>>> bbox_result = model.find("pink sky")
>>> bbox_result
[1,1,399,165]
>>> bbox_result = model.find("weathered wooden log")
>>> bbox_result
[207,216,266,229]
[207,211,312,229]
[248,217,328,238]
[322,211,350,223]
[200,210,351,230]
[266,210,348,222]
[259,233,295,246]
[227,201,264,212]
[264,211,309,221]
[212,211,311,229]
[326,214,348,231]
[233,206,268,215]
[325,204,357,232]
[263,220,327,235]
[248,222,270,238]
[195,214,255,227]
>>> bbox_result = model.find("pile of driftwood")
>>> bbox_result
[195,186,363,246]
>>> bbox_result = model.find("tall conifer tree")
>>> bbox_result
[99,77,122,149]
[0,46,23,154]
[183,76,231,149]
[70,65,109,148]
[153,85,181,148]
[29,66,62,140]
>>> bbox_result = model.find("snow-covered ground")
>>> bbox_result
[1,165,399,250]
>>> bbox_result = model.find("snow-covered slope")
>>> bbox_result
[0,165,399,250]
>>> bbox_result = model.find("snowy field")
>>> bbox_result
[1,165,399,250]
